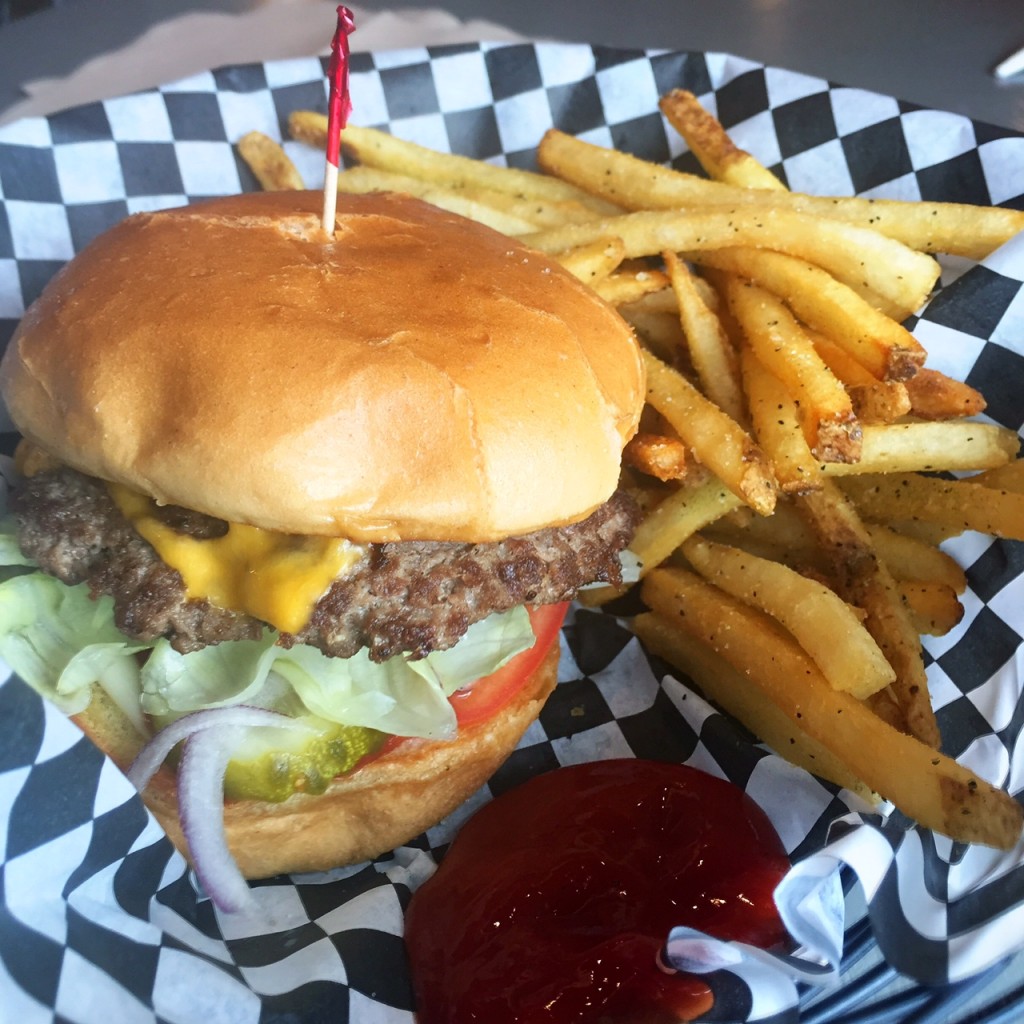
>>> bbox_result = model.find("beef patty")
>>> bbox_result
[11,467,638,662]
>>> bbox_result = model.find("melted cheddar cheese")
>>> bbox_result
[109,484,364,634]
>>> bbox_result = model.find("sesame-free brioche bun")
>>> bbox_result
[1,190,644,542]
[74,638,559,878]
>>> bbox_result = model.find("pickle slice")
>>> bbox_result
[222,715,385,803]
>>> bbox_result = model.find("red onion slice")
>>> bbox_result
[126,706,310,790]
[126,706,314,913]
[178,724,252,914]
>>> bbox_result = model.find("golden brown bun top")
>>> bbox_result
[1,191,643,541]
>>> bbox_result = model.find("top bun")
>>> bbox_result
[1,191,643,542]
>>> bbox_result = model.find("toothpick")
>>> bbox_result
[322,6,356,237]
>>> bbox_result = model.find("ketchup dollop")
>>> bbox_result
[404,759,789,1023]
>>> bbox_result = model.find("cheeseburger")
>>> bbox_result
[0,190,644,909]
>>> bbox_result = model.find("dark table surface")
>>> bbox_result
[1,0,1024,129]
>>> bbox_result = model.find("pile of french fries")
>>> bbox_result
[237,88,1024,850]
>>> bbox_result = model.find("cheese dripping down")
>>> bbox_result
[108,484,365,634]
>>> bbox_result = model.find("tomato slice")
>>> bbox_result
[449,602,568,728]
[361,603,568,764]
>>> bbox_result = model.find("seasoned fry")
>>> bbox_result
[904,367,987,420]
[290,113,622,216]
[581,478,743,605]
[968,460,1024,494]
[812,331,912,423]
[622,432,691,482]
[899,582,965,636]
[333,165,539,234]
[840,473,1024,540]
[236,131,306,191]
[702,498,827,572]
[555,237,627,285]
[796,480,940,748]
[680,534,895,698]
[883,519,964,546]
[659,89,786,191]
[692,247,925,380]
[618,305,686,363]
[821,421,1018,476]
[663,252,746,422]
[333,165,581,231]
[537,128,1024,258]
[642,567,1023,849]
[864,523,967,593]
[642,349,778,515]
[723,275,861,461]
[634,612,876,800]
[594,269,670,306]
[287,109,330,148]
[739,345,823,493]
[521,208,940,317]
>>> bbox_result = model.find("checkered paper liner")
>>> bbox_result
[0,40,1023,1024]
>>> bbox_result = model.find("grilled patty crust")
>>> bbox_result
[11,467,638,661]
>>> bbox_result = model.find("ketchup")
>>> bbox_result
[404,759,789,1023]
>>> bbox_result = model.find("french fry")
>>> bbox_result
[904,367,988,420]
[841,473,1024,540]
[738,346,823,493]
[287,109,331,148]
[968,460,1024,494]
[594,269,670,306]
[333,164,577,232]
[641,349,778,515]
[623,287,681,315]
[692,247,926,380]
[555,237,627,286]
[521,207,941,318]
[899,582,965,636]
[334,165,540,234]
[289,113,623,217]
[796,480,940,747]
[663,252,746,422]
[537,128,1024,259]
[622,432,691,482]
[702,499,827,572]
[864,523,967,593]
[236,131,306,191]
[680,534,895,698]
[848,384,912,424]
[642,567,1023,848]
[883,519,964,546]
[618,305,687,363]
[821,421,1018,476]
[812,331,912,423]
[580,477,743,605]
[723,274,862,462]
[634,612,876,800]
[659,89,786,191]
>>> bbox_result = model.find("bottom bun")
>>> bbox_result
[75,641,559,879]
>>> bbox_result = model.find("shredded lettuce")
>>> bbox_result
[273,607,534,740]
[141,605,534,741]
[0,516,34,568]
[0,572,147,729]
[0,522,536,743]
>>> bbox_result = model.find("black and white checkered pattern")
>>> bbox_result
[1,41,1023,1023]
